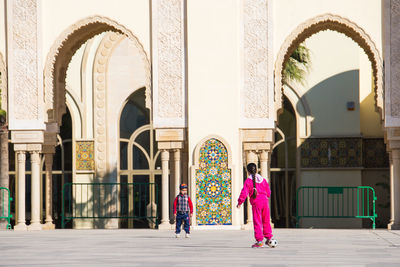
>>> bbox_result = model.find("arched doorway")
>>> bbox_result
[119,88,161,228]
[274,14,383,118]
[273,18,389,228]
[44,16,150,126]
[43,16,151,229]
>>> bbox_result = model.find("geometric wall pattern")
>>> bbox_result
[301,138,362,168]
[362,138,389,168]
[76,141,95,171]
[301,138,389,169]
[196,138,232,225]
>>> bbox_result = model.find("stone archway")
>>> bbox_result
[44,16,151,125]
[274,14,383,119]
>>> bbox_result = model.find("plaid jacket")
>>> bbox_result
[173,194,193,214]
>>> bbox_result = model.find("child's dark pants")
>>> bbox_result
[175,212,190,234]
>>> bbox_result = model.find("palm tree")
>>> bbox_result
[0,71,9,229]
[283,44,311,85]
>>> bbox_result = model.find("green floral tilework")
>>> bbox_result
[196,138,232,225]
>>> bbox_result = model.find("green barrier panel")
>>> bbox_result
[296,186,377,229]
[0,187,12,229]
[62,183,159,229]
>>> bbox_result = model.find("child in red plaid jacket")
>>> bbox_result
[173,184,193,238]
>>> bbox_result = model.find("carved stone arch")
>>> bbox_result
[274,14,383,119]
[0,53,7,113]
[44,16,151,125]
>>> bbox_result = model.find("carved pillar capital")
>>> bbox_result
[161,149,170,161]
[174,149,181,160]
[16,151,26,162]
[29,150,41,164]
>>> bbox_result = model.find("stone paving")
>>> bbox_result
[1,229,400,266]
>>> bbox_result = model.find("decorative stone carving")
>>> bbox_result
[157,0,183,119]
[93,32,123,177]
[390,0,400,117]
[152,0,185,127]
[274,14,383,119]
[44,16,151,124]
[243,0,269,119]
[0,53,7,112]
[7,0,41,121]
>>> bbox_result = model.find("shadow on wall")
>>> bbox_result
[61,167,162,229]
[298,70,360,136]
[295,70,390,228]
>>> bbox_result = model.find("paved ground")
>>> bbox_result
[1,229,400,266]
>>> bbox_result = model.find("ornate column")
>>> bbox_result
[7,0,45,230]
[388,152,395,228]
[28,150,42,230]
[14,151,27,231]
[260,149,274,228]
[43,153,55,229]
[0,121,9,229]
[388,148,400,230]
[241,129,274,229]
[174,149,181,197]
[244,150,258,228]
[156,129,185,229]
[42,129,57,229]
[159,149,171,229]
[259,150,269,180]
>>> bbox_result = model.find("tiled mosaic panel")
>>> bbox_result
[301,138,362,168]
[196,138,232,225]
[363,138,389,168]
[76,141,94,170]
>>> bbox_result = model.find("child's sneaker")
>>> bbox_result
[251,241,264,248]
[175,233,180,238]
[185,233,191,238]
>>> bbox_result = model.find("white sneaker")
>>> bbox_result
[175,233,180,238]
[185,233,191,238]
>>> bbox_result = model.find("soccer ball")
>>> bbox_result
[267,239,278,248]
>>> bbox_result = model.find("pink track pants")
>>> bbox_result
[252,198,273,242]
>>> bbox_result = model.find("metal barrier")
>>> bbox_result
[296,186,377,229]
[0,187,12,229]
[62,183,159,229]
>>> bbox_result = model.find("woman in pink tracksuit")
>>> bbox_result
[237,163,276,248]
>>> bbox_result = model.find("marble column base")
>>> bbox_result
[242,222,253,230]
[14,223,27,231]
[158,222,173,230]
[27,223,42,231]
[388,222,400,230]
[42,222,55,230]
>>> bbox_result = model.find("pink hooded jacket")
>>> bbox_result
[238,174,271,206]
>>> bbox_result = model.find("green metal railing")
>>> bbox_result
[62,182,159,229]
[296,186,377,229]
[0,187,12,229]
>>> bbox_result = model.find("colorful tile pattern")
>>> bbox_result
[196,138,232,225]
[301,138,362,168]
[363,138,389,168]
[76,141,95,170]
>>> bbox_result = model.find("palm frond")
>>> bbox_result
[283,44,311,85]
